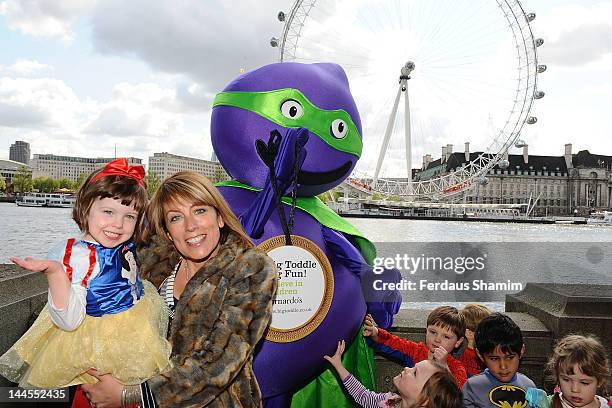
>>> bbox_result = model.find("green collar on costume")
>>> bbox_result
[216,179,376,265]
[213,88,362,158]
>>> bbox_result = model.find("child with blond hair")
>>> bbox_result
[324,339,463,408]
[527,334,611,408]
[459,303,491,377]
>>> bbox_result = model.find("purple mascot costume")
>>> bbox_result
[211,62,401,407]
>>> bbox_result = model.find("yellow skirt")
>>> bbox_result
[0,280,172,388]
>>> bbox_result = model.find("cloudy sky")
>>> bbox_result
[1,0,611,178]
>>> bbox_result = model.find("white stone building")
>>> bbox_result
[148,152,229,182]
[415,143,612,216]
[31,155,143,182]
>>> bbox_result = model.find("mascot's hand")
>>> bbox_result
[361,265,402,329]
[242,128,308,239]
[256,127,308,195]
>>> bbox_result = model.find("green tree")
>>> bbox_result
[144,171,161,198]
[57,178,73,190]
[0,177,6,192]
[13,166,33,194]
[33,177,56,193]
[72,173,88,190]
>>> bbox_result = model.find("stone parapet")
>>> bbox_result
[0,265,47,389]
[507,283,612,390]
[1,269,610,400]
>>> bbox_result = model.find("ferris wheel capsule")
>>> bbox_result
[478,177,489,186]
[278,11,286,22]
[537,64,547,73]
[515,139,527,148]
[527,116,538,124]
[535,91,545,99]
[270,37,279,47]
[526,13,536,22]
[535,38,544,47]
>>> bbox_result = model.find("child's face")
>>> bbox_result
[393,360,438,402]
[425,324,463,355]
[478,345,524,383]
[558,364,600,408]
[84,197,138,248]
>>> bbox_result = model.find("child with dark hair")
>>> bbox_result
[0,159,171,391]
[364,306,468,388]
[459,303,491,377]
[463,312,536,408]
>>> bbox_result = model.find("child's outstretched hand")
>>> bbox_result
[324,340,350,381]
[432,345,449,365]
[324,340,345,367]
[362,313,379,341]
[11,257,63,275]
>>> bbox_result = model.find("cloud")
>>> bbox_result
[542,23,612,67]
[83,82,183,137]
[0,77,80,128]
[536,3,612,68]
[3,59,52,75]
[89,0,286,92]
[0,0,96,42]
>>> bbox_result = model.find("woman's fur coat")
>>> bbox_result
[138,232,277,407]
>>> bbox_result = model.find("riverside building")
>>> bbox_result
[148,152,229,182]
[9,141,30,165]
[31,155,143,182]
[416,143,612,216]
[0,159,32,184]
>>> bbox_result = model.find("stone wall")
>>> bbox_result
[0,265,47,388]
[1,267,610,400]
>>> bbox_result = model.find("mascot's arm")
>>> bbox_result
[321,226,401,329]
[241,128,308,239]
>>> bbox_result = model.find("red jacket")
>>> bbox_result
[370,328,467,388]
[458,346,485,377]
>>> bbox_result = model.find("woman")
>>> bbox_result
[82,171,277,407]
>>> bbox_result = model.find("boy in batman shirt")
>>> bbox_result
[462,313,536,407]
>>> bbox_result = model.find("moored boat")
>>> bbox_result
[587,211,612,225]
[15,193,76,208]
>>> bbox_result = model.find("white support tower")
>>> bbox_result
[373,62,415,201]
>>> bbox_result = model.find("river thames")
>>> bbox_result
[2,203,611,310]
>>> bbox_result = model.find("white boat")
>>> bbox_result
[47,195,76,208]
[16,193,76,208]
[15,195,47,207]
[587,211,612,225]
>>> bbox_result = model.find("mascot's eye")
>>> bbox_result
[281,100,303,119]
[330,119,348,139]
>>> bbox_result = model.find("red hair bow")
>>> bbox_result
[90,158,145,186]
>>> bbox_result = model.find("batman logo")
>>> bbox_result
[488,385,528,408]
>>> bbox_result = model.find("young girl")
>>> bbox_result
[0,158,171,389]
[324,339,463,408]
[526,335,611,408]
